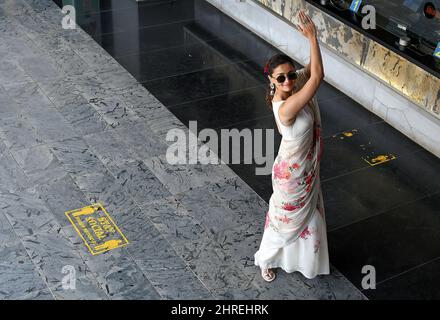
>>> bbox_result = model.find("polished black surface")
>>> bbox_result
[365,255,440,299]
[323,148,440,231]
[94,21,251,58]
[141,63,263,107]
[320,120,423,181]
[330,191,440,299]
[57,0,440,299]
[169,85,272,129]
[115,36,268,83]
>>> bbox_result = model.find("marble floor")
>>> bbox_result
[0,0,437,300]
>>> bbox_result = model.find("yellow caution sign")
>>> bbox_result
[362,154,396,166]
[65,203,129,255]
[332,129,358,140]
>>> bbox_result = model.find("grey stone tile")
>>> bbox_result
[0,39,41,64]
[0,12,15,28]
[0,188,61,237]
[18,55,61,82]
[3,81,51,112]
[145,107,188,136]
[183,207,262,280]
[72,39,119,73]
[143,154,233,195]
[206,176,268,228]
[22,0,60,13]
[96,65,140,93]
[0,241,51,300]
[114,122,169,160]
[38,76,89,110]
[215,224,262,268]
[32,24,59,47]
[21,228,108,300]
[0,86,21,118]
[56,23,93,48]
[0,19,42,58]
[295,267,367,300]
[73,68,131,96]
[0,139,6,156]
[113,160,172,207]
[146,117,233,176]
[87,94,141,129]
[66,167,146,229]
[50,276,106,300]
[70,72,141,128]
[143,155,203,195]
[38,78,109,136]
[18,288,54,300]
[72,71,111,100]
[62,225,161,300]
[138,264,213,300]
[10,144,66,188]
[83,130,139,173]
[72,171,118,200]
[142,197,262,299]
[71,72,149,129]
[49,137,108,176]
[34,32,72,53]
[58,102,109,137]
[48,47,91,77]
[36,174,90,228]
[0,59,34,87]
[248,265,367,300]
[173,185,238,234]
[27,0,60,18]
[0,114,43,151]
[26,107,79,143]
[15,13,85,74]
[12,6,55,41]
[139,197,208,248]
[184,242,262,299]
[0,151,30,193]
[119,85,167,121]
[0,0,34,16]
[0,211,19,246]
[189,161,236,187]
[121,209,213,300]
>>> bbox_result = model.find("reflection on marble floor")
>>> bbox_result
[0,0,365,299]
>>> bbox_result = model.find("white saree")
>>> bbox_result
[254,68,330,279]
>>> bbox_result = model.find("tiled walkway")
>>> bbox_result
[0,0,366,300]
[73,0,440,299]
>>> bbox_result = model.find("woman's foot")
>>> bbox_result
[261,268,276,282]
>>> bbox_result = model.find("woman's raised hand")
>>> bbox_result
[297,10,317,41]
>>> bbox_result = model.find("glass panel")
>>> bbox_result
[317,0,440,72]
[369,1,438,51]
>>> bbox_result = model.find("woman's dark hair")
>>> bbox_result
[263,53,295,110]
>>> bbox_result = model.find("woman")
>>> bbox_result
[254,10,330,282]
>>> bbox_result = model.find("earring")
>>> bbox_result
[270,83,275,96]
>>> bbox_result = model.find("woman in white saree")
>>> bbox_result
[254,10,330,282]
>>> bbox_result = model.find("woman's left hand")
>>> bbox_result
[297,9,317,41]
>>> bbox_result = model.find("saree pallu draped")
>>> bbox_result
[254,68,330,278]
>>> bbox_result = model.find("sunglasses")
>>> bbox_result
[271,71,297,83]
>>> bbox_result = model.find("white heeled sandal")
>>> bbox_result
[261,268,276,282]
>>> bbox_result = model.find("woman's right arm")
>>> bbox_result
[279,11,324,126]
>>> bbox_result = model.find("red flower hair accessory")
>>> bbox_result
[263,62,269,75]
